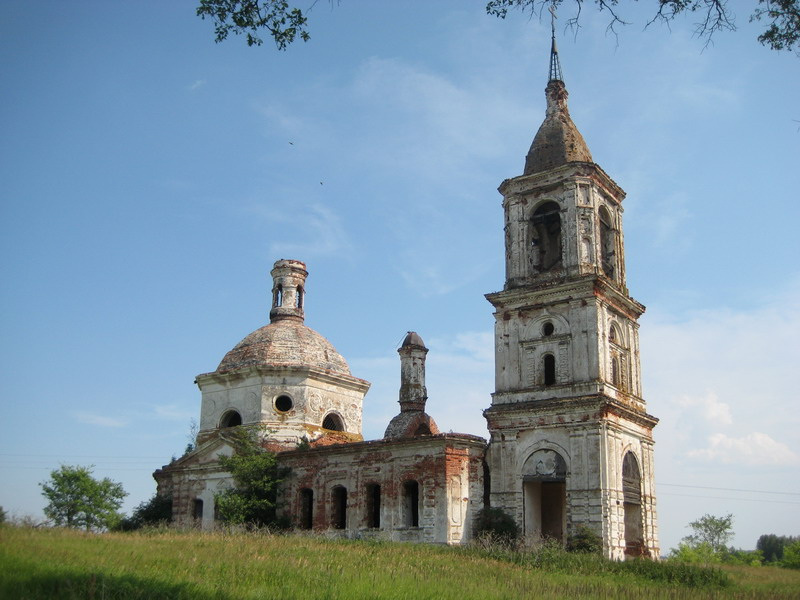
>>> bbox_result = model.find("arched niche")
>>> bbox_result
[521,449,567,542]
[622,451,644,555]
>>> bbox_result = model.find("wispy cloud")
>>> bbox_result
[188,79,206,91]
[153,404,194,421]
[269,203,353,259]
[75,412,126,428]
[644,277,800,470]
[688,432,800,466]
[246,202,354,260]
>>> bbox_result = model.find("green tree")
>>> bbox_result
[757,533,799,563]
[214,427,288,527]
[683,513,734,553]
[783,540,800,569]
[115,493,173,531]
[195,1,800,54]
[40,465,127,531]
[0,505,6,525]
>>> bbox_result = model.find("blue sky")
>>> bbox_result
[1,1,798,551]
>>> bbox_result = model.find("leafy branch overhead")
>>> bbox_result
[486,0,799,53]
[196,0,311,49]
[195,0,799,54]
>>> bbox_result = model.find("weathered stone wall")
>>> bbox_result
[485,157,659,559]
[278,435,486,544]
[196,366,368,446]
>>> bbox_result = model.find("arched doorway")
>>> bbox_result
[622,452,643,555]
[521,449,567,541]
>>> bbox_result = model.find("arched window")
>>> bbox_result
[365,483,381,528]
[543,354,556,386]
[322,413,344,432]
[531,202,562,273]
[219,410,242,428]
[331,486,347,529]
[299,488,313,530]
[608,324,626,390]
[403,480,420,527]
[295,286,303,309]
[414,423,432,436]
[598,207,615,279]
[275,284,283,307]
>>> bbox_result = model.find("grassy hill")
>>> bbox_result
[2,527,799,599]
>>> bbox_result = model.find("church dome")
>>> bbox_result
[216,259,350,375]
[216,320,351,375]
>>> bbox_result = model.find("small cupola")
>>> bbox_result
[269,259,307,323]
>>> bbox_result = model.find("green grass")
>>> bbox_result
[1,527,799,599]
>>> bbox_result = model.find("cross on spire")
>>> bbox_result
[548,4,563,82]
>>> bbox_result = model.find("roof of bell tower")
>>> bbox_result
[523,22,593,176]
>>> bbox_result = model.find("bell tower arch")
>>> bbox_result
[484,27,659,559]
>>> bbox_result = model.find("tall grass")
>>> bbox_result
[1,526,798,599]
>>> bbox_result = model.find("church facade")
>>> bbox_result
[154,42,659,559]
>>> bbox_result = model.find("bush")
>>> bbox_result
[115,494,172,531]
[723,548,763,566]
[566,524,603,554]
[473,507,519,543]
[215,427,288,528]
[669,541,722,565]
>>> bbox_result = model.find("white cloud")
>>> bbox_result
[687,432,800,466]
[676,391,732,426]
[188,79,206,91]
[75,412,126,428]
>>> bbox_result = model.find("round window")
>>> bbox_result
[275,395,293,412]
[542,322,555,336]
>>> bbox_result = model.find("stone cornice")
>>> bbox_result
[499,162,625,203]
[486,274,644,318]
[484,395,658,430]
[195,364,371,393]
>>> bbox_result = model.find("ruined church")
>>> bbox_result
[155,37,660,559]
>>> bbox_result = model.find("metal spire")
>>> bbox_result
[548,4,563,82]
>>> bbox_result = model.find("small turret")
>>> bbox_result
[384,332,440,439]
[269,259,307,323]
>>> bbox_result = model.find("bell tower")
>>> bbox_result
[484,24,659,559]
